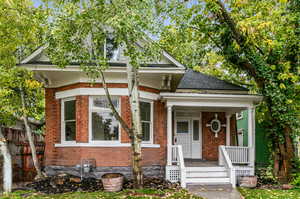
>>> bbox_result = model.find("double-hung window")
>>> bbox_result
[90,96,120,142]
[140,101,153,144]
[61,98,76,142]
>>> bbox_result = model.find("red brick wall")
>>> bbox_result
[44,83,167,167]
[202,112,226,161]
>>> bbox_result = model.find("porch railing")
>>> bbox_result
[219,145,236,188]
[224,146,250,164]
[169,145,186,188]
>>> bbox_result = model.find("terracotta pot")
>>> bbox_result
[101,173,124,192]
[239,176,258,188]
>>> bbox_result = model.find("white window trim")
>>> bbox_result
[54,143,160,148]
[89,96,122,144]
[61,97,76,144]
[140,99,154,144]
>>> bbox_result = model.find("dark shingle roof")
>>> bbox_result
[177,69,248,91]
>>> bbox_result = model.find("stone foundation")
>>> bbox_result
[45,165,165,179]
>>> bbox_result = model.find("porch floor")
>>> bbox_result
[184,159,219,167]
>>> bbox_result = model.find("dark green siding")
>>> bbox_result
[237,111,270,167]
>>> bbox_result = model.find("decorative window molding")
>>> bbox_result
[55,88,159,100]
[61,97,76,144]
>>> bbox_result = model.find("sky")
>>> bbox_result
[33,0,43,7]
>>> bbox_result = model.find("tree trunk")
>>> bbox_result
[127,63,143,188]
[273,127,294,183]
[0,126,12,193]
[20,89,43,179]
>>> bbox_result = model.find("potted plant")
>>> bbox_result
[101,173,124,192]
[239,176,258,188]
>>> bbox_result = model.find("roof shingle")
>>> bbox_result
[177,69,248,91]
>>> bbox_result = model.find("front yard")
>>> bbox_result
[1,189,203,199]
[239,188,300,199]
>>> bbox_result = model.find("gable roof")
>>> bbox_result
[177,69,248,91]
[20,44,185,69]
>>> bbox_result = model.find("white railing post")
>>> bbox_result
[167,105,173,165]
[177,145,186,188]
[248,107,255,167]
[226,114,231,146]
[219,145,236,188]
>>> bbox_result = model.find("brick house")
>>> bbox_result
[20,43,261,188]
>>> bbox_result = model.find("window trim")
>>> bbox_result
[61,97,76,144]
[140,99,154,144]
[88,96,122,144]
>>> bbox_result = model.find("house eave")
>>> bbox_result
[160,92,263,103]
[19,64,186,74]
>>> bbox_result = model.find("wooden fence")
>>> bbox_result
[0,127,44,185]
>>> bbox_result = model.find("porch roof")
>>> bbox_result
[177,69,248,91]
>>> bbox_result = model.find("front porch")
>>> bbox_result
[161,93,261,188]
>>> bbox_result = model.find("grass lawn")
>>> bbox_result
[239,188,300,199]
[0,189,203,199]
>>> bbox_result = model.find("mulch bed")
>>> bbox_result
[26,174,180,194]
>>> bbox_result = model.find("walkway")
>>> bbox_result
[187,184,242,199]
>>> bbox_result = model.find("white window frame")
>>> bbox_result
[61,97,76,144]
[89,96,121,144]
[140,99,154,144]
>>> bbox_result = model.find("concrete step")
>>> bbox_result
[186,167,227,172]
[185,177,230,184]
[186,171,228,178]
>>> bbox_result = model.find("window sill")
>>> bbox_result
[54,143,160,148]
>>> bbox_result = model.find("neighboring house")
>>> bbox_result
[19,41,262,188]
[236,111,270,168]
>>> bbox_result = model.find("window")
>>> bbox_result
[140,101,153,143]
[90,96,120,142]
[193,120,200,141]
[62,98,76,142]
[177,121,189,134]
[105,35,119,60]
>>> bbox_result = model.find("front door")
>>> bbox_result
[175,118,202,159]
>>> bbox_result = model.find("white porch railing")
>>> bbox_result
[166,145,186,188]
[171,145,179,165]
[219,145,236,188]
[224,146,250,164]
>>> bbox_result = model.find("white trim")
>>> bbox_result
[20,46,47,64]
[55,88,160,100]
[54,143,160,148]
[161,92,262,102]
[20,64,186,74]
[61,97,76,144]
[140,99,154,144]
[162,51,185,68]
[89,96,121,143]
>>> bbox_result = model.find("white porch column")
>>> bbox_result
[167,105,173,166]
[226,114,231,146]
[248,107,255,167]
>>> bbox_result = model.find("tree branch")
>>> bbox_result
[99,70,133,138]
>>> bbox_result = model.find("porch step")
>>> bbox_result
[185,166,231,185]
[186,171,228,178]
[186,166,227,172]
